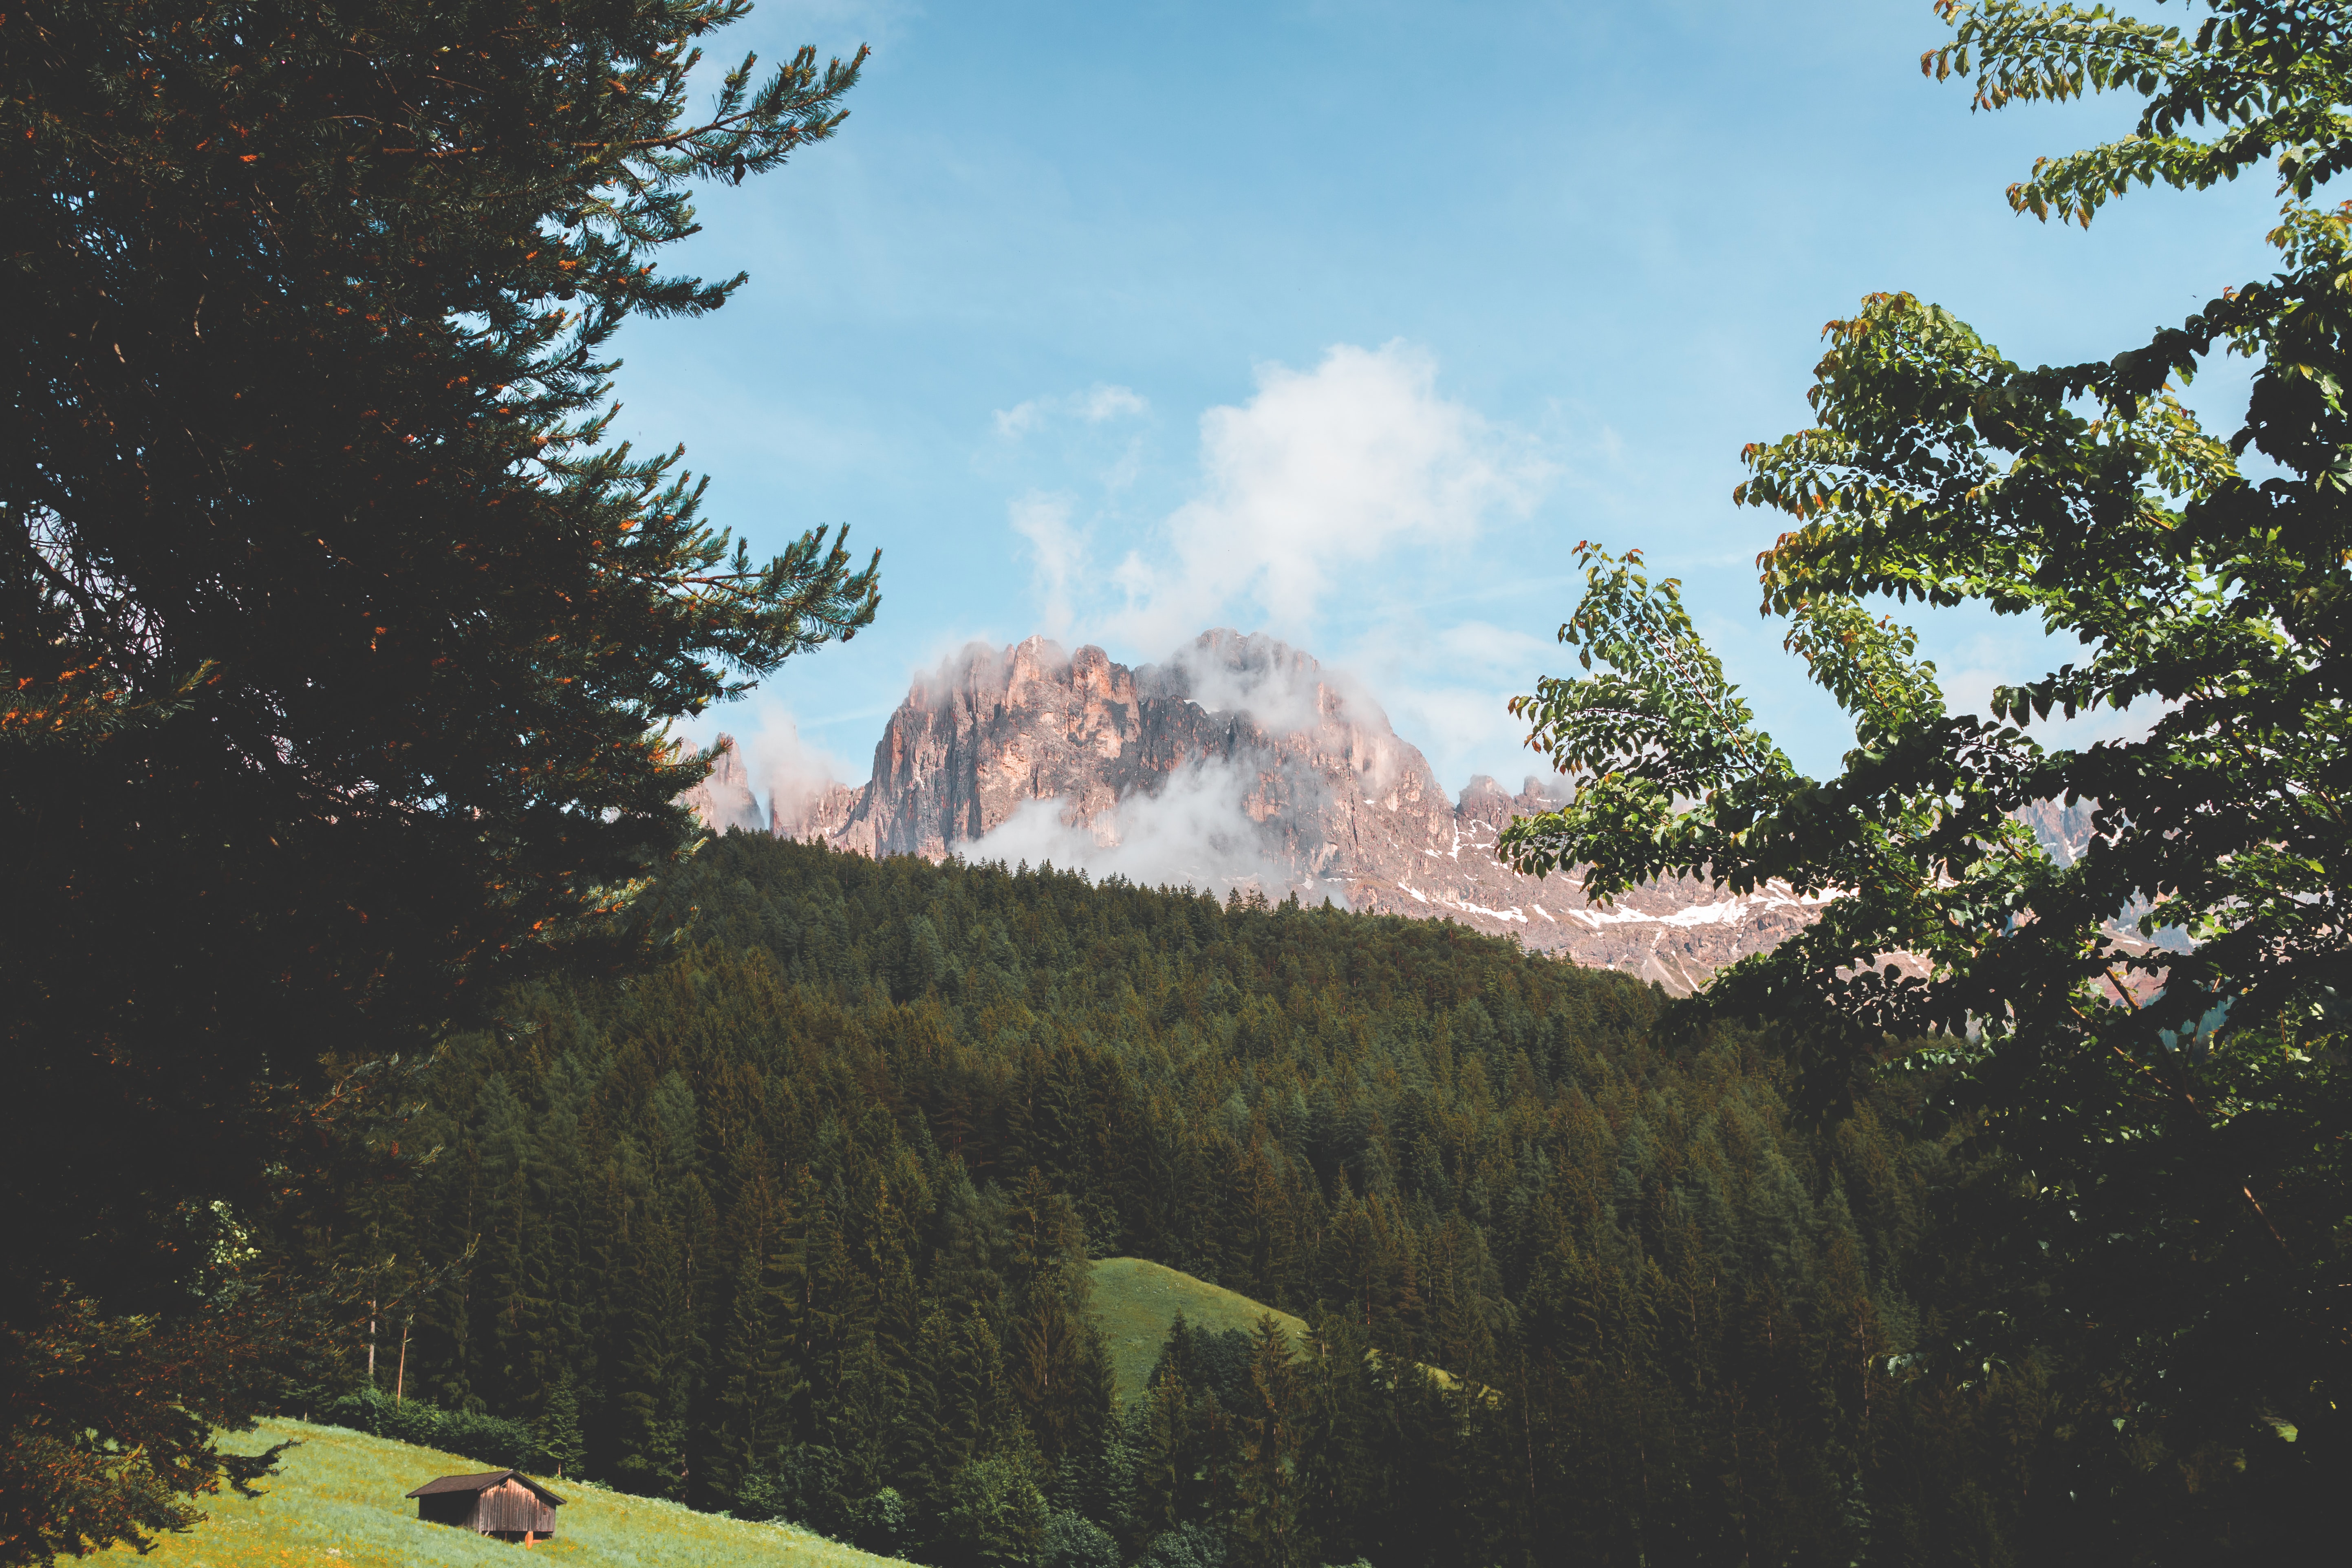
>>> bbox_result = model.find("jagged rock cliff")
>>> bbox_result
[764,631,1827,993]
[679,734,765,835]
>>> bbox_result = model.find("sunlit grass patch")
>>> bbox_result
[1090,1256,1310,1403]
[101,1418,909,1568]
[1089,1257,1466,1402]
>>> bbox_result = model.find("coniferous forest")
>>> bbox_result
[295,832,2112,1568]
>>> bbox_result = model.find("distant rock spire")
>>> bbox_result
[677,734,764,834]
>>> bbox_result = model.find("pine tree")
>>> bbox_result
[538,1371,589,1482]
[1130,1358,1197,1546]
[1231,1316,1304,1568]
[1294,1312,1377,1566]
[608,1206,693,1500]
[799,1180,868,1446]
[1005,1168,1108,1469]
[706,1248,779,1511]
[948,1301,1019,1467]
[2,2,876,1552]
[250,833,2035,1563]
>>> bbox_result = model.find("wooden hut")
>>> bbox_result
[405,1469,564,1544]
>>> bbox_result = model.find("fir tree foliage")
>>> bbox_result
[2,2,875,1559]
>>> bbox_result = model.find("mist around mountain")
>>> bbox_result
[689,631,1827,994]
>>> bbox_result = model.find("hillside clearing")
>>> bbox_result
[1089,1257,1472,1403]
[99,1418,907,1568]
[1089,1256,1312,1402]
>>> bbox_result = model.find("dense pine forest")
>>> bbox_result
[296,833,2081,1568]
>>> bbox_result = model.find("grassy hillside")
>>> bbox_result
[101,1419,907,1568]
[1090,1256,1309,1403]
[1090,1257,1472,1404]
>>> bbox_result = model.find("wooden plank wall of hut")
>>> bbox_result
[480,1480,555,1536]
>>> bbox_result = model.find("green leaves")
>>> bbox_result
[1499,545,1797,896]
[1780,597,1945,748]
[1507,2,2352,1540]
[1511,543,1785,787]
[1932,1,2352,225]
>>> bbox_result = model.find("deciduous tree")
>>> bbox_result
[1502,2,2349,1555]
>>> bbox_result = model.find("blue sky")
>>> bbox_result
[633,0,2282,805]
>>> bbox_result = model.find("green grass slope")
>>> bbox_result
[1089,1257,1469,1405]
[101,1418,910,1568]
[1090,1257,1309,1404]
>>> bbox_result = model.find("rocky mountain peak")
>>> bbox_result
[679,734,764,835]
[741,632,1831,992]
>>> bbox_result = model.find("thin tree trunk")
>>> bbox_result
[368,1297,378,1385]
[397,1316,410,1406]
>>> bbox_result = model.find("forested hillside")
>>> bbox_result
[304,834,2028,1567]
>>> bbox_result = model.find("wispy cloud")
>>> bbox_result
[961,757,1330,902]
[675,696,847,828]
[1104,342,1551,651]
[994,382,1149,439]
[757,0,921,50]
[979,343,1564,792]
[1345,615,1561,794]
[1009,492,1085,637]
[1940,662,2172,752]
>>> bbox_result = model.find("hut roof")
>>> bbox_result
[404,1469,567,1505]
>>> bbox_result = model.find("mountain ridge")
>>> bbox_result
[692,630,1830,993]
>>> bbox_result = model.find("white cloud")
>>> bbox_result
[994,382,1148,439]
[1009,492,1085,637]
[1080,384,1148,422]
[1155,629,1349,737]
[680,697,847,831]
[1433,619,1555,669]
[1905,615,2173,754]
[994,401,1045,439]
[753,710,848,830]
[1331,615,1559,796]
[981,344,1563,795]
[1105,342,1550,652]
[1387,681,1531,788]
[961,758,1331,902]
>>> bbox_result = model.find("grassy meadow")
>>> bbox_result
[1088,1256,1470,1403]
[116,1261,1428,1568]
[103,1418,909,1568]
[1089,1256,1309,1403]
